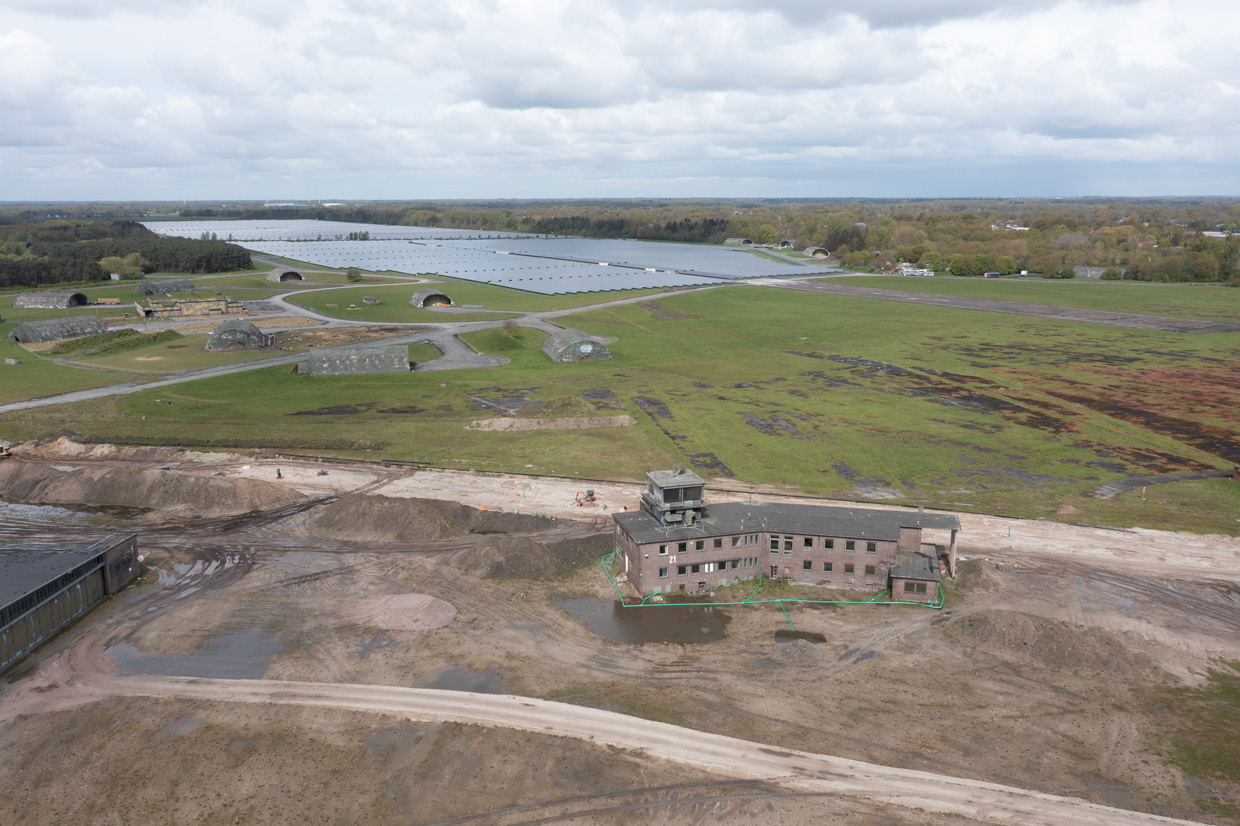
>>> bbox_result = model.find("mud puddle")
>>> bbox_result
[415,665,508,694]
[106,628,284,679]
[554,596,730,643]
[0,500,145,529]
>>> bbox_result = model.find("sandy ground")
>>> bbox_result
[3,447,1240,824]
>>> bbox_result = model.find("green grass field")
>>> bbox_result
[0,329,131,404]
[6,284,1238,533]
[284,280,671,322]
[827,276,1240,323]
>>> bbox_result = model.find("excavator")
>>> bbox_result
[0,444,12,460]
[572,489,596,506]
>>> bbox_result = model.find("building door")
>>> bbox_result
[770,565,779,579]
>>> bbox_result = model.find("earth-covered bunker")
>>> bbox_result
[542,328,612,363]
[411,288,454,308]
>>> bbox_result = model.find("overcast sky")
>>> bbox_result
[2,0,1237,200]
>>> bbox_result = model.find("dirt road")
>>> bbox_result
[46,675,1188,826]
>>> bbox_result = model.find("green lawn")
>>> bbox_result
[285,285,520,323]
[0,329,129,404]
[826,276,1240,323]
[4,285,1238,533]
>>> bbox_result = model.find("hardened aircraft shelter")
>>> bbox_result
[145,220,817,297]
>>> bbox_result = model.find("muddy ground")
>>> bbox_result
[1,448,1239,825]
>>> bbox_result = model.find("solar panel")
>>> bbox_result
[144,220,809,295]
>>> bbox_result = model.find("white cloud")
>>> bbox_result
[0,0,1237,198]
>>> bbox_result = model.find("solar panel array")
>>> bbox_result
[145,219,811,295]
[143,219,533,242]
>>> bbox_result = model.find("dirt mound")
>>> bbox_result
[953,558,1005,595]
[336,594,456,633]
[944,610,1156,677]
[455,532,614,579]
[23,436,247,465]
[0,462,305,518]
[307,494,550,542]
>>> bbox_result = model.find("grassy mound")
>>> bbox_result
[49,328,182,358]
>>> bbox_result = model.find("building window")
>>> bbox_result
[677,565,687,575]
[865,564,876,576]
[695,540,705,551]
[802,560,812,570]
[731,560,740,569]
[845,540,856,551]
[769,536,779,551]
[783,536,793,552]
[713,537,723,549]
[731,536,741,547]
[823,561,833,572]
[690,564,701,574]
[678,542,687,553]
[803,537,813,548]
[844,563,855,574]
[824,539,834,550]
[866,542,877,553]
[658,567,669,578]
[658,544,668,555]
[903,581,928,595]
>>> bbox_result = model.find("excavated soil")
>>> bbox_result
[0,461,305,519]
[306,494,550,543]
[337,594,457,634]
[454,532,614,579]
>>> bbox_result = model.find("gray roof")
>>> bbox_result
[206,319,267,350]
[411,288,453,307]
[647,469,705,488]
[542,328,612,362]
[135,279,195,295]
[13,292,88,309]
[0,543,108,608]
[298,345,409,376]
[9,316,107,343]
[890,551,942,582]
[614,501,959,545]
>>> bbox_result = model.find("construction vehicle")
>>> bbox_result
[573,489,596,506]
[0,444,12,460]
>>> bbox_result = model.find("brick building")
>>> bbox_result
[612,470,958,601]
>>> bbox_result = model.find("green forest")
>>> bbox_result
[0,220,252,288]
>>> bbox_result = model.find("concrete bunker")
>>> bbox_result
[297,345,411,376]
[803,246,829,258]
[135,279,195,296]
[9,316,107,344]
[267,268,305,283]
[542,328,612,363]
[411,288,454,308]
[206,319,273,351]
[13,292,89,309]
[724,238,754,246]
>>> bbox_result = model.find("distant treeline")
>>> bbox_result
[0,221,251,288]
[5,198,1240,283]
